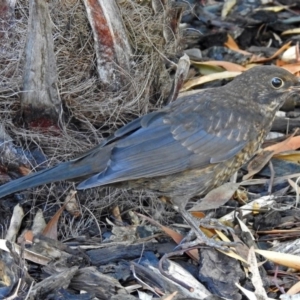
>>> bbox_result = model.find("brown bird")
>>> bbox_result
[0,66,299,249]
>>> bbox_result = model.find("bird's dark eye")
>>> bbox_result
[271,77,284,89]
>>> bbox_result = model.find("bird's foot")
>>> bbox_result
[174,206,237,251]
[178,229,238,252]
[198,216,234,235]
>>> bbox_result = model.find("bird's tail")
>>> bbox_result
[0,158,99,199]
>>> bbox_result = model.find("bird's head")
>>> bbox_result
[227,66,300,112]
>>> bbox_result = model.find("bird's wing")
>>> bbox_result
[77,95,252,189]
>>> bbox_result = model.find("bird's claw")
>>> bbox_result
[175,208,237,251]
[198,217,235,235]
[177,232,238,252]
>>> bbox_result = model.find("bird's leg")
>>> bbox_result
[173,201,237,251]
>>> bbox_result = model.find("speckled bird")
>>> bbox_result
[0,66,299,248]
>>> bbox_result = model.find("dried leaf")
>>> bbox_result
[190,211,205,218]
[287,281,300,295]
[19,166,31,175]
[248,247,269,300]
[255,249,300,270]
[182,71,241,91]
[32,209,46,235]
[191,60,246,72]
[256,5,290,12]
[216,230,248,264]
[112,206,122,222]
[23,230,34,243]
[252,202,261,215]
[189,182,240,211]
[5,204,24,242]
[282,28,300,36]
[234,188,248,204]
[250,42,291,63]
[257,229,300,234]
[265,135,300,154]
[221,0,237,18]
[281,63,300,74]
[65,190,81,218]
[236,216,255,240]
[288,178,300,194]
[192,63,227,75]
[236,282,258,300]
[280,294,300,300]
[243,150,274,180]
[163,292,178,300]
[288,178,300,207]
[219,195,275,223]
[43,189,80,239]
[274,151,300,162]
[42,204,66,240]
[224,34,240,50]
[282,45,298,63]
[244,133,300,179]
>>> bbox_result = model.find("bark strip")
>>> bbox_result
[83,0,132,91]
[21,0,62,129]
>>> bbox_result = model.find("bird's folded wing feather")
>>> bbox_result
[77,98,251,189]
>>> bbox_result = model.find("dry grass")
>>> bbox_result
[0,0,180,238]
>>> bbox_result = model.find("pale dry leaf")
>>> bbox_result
[112,205,122,222]
[190,182,240,211]
[275,151,300,163]
[5,204,24,242]
[255,249,300,270]
[256,5,290,13]
[280,294,300,300]
[252,201,261,215]
[191,60,246,72]
[219,195,275,223]
[287,280,300,295]
[182,71,241,91]
[243,150,274,180]
[282,45,298,63]
[236,282,260,300]
[65,190,81,218]
[216,230,248,264]
[248,247,269,299]
[161,291,178,300]
[282,28,300,35]
[137,290,153,300]
[236,215,255,240]
[32,209,46,235]
[221,0,237,18]
[245,133,300,179]
[288,178,300,199]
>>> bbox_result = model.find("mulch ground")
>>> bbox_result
[1,0,300,299]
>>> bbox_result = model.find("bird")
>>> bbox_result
[0,65,299,249]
